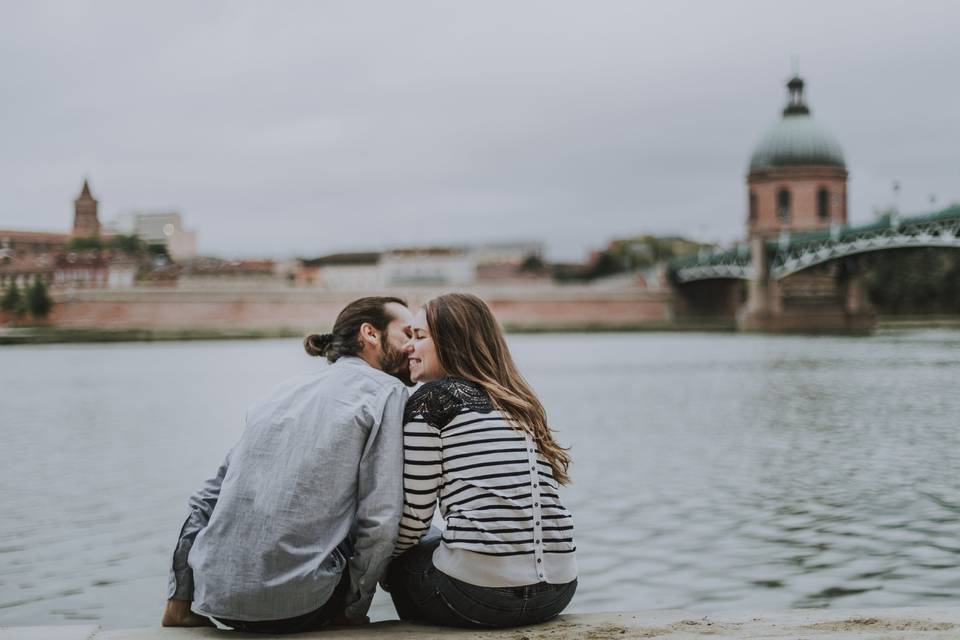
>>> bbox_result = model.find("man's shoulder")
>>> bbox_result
[405,378,492,428]
[335,357,406,394]
[271,359,403,405]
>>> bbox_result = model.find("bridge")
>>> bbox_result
[668,205,960,332]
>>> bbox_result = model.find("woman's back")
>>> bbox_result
[397,377,576,587]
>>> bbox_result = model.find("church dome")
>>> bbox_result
[749,76,845,171]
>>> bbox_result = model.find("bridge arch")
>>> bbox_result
[770,214,960,279]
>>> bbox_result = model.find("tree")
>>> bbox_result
[589,251,625,279]
[26,276,53,319]
[519,254,546,272]
[1,280,25,318]
[68,236,104,251]
[107,234,145,255]
[147,243,172,265]
[864,248,960,314]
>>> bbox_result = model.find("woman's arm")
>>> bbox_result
[392,413,443,556]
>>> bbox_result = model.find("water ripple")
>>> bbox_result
[2,332,960,627]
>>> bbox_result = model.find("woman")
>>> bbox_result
[386,293,577,628]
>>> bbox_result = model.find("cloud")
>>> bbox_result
[1,0,957,259]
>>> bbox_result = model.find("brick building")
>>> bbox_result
[1,180,141,292]
[747,76,848,238]
[72,179,101,238]
[0,180,102,259]
[0,231,70,259]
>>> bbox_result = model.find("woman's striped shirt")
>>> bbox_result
[393,378,577,587]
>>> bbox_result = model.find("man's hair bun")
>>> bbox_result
[304,333,334,357]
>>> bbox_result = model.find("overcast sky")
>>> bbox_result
[2,1,957,260]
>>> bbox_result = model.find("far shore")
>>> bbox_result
[1,316,958,346]
[0,321,735,346]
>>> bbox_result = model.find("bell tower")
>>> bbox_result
[72,179,101,238]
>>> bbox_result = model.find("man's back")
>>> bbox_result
[183,357,407,621]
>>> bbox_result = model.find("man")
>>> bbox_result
[162,296,414,633]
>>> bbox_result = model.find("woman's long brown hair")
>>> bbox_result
[424,293,571,484]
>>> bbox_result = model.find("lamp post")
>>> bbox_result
[890,180,901,229]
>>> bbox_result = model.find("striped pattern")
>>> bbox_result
[395,404,576,560]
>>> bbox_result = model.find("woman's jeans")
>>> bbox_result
[386,535,577,629]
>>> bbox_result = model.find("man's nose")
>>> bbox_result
[403,339,414,353]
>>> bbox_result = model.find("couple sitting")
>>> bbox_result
[162,293,577,633]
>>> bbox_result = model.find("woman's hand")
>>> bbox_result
[161,599,215,627]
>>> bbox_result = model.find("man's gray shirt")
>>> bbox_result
[167,356,407,621]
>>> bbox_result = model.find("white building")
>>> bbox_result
[296,253,384,291]
[296,246,480,290]
[133,212,197,261]
[105,212,197,261]
[380,248,475,286]
[469,241,544,266]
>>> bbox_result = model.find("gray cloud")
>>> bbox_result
[1,0,957,259]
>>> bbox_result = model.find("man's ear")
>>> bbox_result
[359,322,380,347]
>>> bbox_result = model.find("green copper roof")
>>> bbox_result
[749,76,846,171]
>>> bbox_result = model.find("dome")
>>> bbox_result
[748,76,845,171]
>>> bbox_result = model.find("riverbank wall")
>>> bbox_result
[4,607,959,639]
[30,285,694,336]
[4,286,957,345]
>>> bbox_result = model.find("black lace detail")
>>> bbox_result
[404,378,494,429]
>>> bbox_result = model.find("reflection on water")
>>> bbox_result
[1,331,959,627]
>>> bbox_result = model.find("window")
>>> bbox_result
[777,188,791,222]
[749,192,757,222]
[817,188,830,220]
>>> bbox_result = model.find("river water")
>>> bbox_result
[1,331,958,628]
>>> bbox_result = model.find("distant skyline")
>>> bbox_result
[2,1,957,260]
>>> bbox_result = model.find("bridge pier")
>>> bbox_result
[738,236,775,330]
[737,238,874,333]
[843,262,872,317]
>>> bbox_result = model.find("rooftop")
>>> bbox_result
[749,76,846,171]
[301,252,382,267]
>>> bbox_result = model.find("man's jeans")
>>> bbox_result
[386,535,577,629]
[213,538,355,634]
[213,568,349,634]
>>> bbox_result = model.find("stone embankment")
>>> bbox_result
[4,608,959,640]
[45,285,679,334]
[2,284,738,344]
[2,284,741,345]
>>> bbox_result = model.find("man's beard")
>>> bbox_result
[379,337,413,386]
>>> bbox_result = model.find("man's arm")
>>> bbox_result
[342,385,407,621]
[162,446,234,626]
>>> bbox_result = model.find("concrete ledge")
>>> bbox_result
[4,608,960,639]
